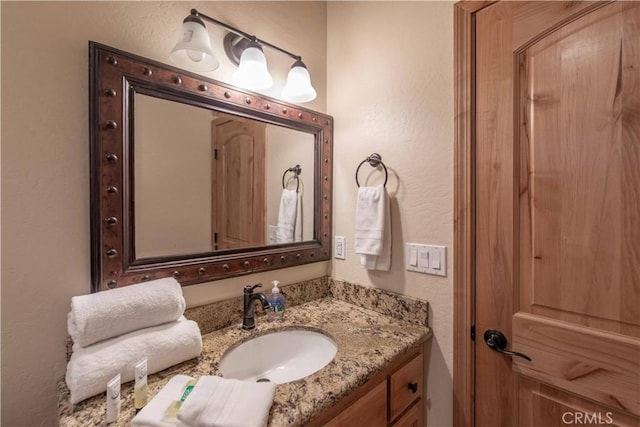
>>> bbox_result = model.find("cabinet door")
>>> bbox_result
[325,380,387,427]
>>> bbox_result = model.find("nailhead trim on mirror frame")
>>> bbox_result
[89,42,333,292]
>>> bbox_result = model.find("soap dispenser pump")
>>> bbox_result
[267,280,285,322]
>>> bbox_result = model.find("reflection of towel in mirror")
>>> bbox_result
[276,189,301,243]
[354,185,391,271]
[177,376,276,427]
[295,192,302,242]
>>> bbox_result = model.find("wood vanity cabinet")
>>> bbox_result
[324,380,388,427]
[311,347,425,427]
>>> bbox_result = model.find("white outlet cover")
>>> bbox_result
[334,236,346,260]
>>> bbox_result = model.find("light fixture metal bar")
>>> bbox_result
[191,8,301,61]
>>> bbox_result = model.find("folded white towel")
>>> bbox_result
[177,376,276,427]
[132,375,194,427]
[276,189,298,244]
[66,317,202,404]
[362,198,391,271]
[68,277,186,347]
[355,185,386,254]
[355,185,392,270]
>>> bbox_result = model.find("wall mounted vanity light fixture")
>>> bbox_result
[169,14,219,71]
[170,9,317,102]
[231,40,273,91]
[282,59,317,103]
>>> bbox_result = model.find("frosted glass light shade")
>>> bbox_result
[231,41,273,91]
[170,18,219,72]
[282,60,317,103]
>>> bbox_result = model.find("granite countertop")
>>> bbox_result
[58,286,431,426]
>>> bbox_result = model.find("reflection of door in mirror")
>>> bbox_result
[211,114,266,250]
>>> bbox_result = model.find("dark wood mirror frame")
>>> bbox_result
[89,42,333,292]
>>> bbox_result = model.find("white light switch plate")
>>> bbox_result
[406,243,447,276]
[334,236,346,260]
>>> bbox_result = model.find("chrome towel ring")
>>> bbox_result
[282,165,302,193]
[355,153,388,187]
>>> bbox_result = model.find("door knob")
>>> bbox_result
[483,329,532,362]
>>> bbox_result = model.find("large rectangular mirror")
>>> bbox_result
[90,42,333,291]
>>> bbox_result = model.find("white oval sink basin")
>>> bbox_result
[218,329,337,384]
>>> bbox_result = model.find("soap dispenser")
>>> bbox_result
[267,280,285,322]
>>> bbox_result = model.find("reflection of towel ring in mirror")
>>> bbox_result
[355,153,388,187]
[282,165,302,193]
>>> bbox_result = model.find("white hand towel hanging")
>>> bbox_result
[276,189,298,243]
[354,185,391,271]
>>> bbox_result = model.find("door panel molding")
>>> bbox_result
[513,313,640,416]
[511,2,608,51]
[519,377,640,427]
[517,2,640,337]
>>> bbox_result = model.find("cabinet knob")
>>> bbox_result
[408,382,418,394]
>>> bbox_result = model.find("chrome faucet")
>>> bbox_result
[242,284,270,330]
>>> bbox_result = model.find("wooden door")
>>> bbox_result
[211,117,266,250]
[475,2,640,426]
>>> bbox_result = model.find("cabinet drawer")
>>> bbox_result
[389,353,424,421]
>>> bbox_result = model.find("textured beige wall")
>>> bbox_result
[327,2,454,426]
[0,2,327,425]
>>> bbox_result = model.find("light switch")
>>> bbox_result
[431,251,441,270]
[406,243,447,277]
[418,250,430,268]
[409,249,418,266]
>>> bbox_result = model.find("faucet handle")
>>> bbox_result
[244,283,263,294]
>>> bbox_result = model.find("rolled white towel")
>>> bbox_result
[177,376,276,427]
[68,277,186,347]
[65,316,202,404]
